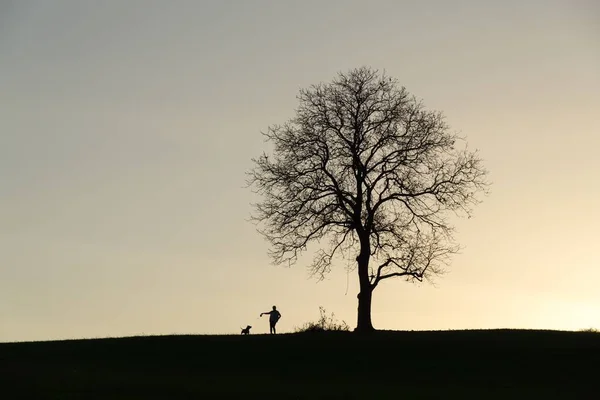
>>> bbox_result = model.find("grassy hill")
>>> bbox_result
[2,329,599,399]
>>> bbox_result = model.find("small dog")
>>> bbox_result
[241,325,252,335]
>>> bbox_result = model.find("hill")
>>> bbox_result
[1,329,599,399]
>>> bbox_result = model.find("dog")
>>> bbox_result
[241,325,252,335]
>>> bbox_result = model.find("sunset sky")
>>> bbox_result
[1,0,598,342]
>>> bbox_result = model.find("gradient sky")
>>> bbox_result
[1,0,599,342]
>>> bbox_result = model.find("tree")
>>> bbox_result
[247,67,489,333]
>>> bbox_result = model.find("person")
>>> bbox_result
[260,305,282,334]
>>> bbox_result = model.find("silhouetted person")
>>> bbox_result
[260,305,282,334]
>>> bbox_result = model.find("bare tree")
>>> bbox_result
[247,67,489,333]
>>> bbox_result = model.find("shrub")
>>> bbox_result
[294,306,350,333]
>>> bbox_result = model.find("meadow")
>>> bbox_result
[2,329,599,399]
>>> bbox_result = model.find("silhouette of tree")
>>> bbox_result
[248,67,489,333]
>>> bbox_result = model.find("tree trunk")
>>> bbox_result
[355,238,375,333]
[355,285,374,333]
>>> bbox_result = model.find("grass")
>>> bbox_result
[1,329,599,399]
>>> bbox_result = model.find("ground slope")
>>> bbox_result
[1,329,599,399]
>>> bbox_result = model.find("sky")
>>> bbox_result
[1,0,599,342]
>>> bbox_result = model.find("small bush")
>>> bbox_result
[294,306,350,333]
[579,327,599,333]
